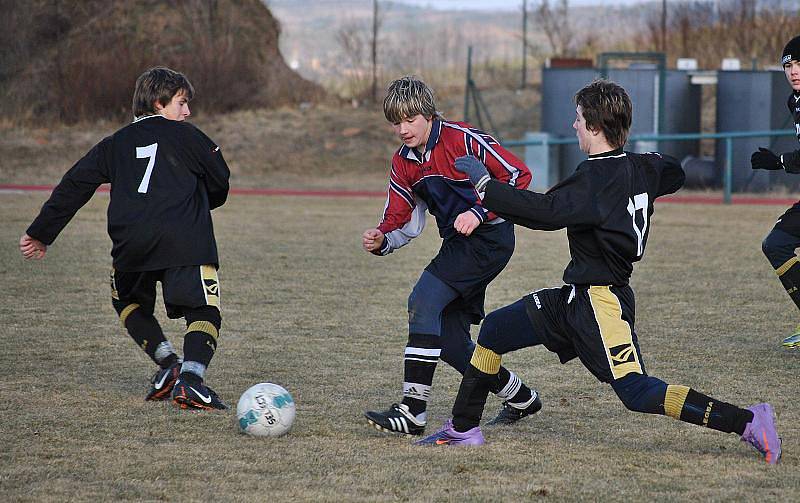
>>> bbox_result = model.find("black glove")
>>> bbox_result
[751,147,782,170]
[454,156,490,192]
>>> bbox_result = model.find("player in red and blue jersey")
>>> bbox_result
[362,76,541,436]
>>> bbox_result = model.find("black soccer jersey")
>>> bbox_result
[482,148,685,286]
[27,115,230,271]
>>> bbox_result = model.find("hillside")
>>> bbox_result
[0,0,325,124]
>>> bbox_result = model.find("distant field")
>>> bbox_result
[1,192,798,501]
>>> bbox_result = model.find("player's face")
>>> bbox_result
[573,105,592,153]
[392,114,433,149]
[156,91,191,121]
[784,60,800,92]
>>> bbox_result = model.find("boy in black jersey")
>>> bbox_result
[20,67,230,410]
[417,79,781,464]
[752,35,800,348]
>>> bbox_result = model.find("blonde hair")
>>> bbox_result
[383,76,439,123]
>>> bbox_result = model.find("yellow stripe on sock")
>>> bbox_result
[470,344,501,374]
[664,385,690,419]
[119,303,140,327]
[776,257,799,277]
[187,321,219,340]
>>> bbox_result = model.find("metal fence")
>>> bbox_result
[505,130,797,204]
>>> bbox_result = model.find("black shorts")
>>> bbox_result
[110,264,220,319]
[425,221,514,323]
[522,284,645,383]
[773,200,800,237]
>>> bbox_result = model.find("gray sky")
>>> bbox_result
[394,0,651,9]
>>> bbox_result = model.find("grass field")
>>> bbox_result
[2,191,799,501]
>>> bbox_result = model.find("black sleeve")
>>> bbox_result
[26,139,110,244]
[187,125,230,209]
[482,169,599,231]
[780,149,800,174]
[651,153,685,197]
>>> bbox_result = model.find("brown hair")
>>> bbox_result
[574,79,632,149]
[383,76,440,124]
[132,67,195,118]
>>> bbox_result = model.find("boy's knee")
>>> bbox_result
[762,229,799,268]
[611,373,666,414]
[476,311,503,351]
[184,305,221,329]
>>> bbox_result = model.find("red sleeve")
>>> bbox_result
[377,157,416,234]
[469,133,531,189]
[465,130,532,220]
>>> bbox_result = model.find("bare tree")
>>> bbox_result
[534,0,574,56]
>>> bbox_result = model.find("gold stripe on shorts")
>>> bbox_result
[200,264,220,309]
[588,286,643,380]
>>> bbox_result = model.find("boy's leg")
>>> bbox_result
[161,264,227,410]
[437,306,541,426]
[611,373,780,464]
[762,225,800,347]
[417,298,546,445]
[365,271,458,435]
[111,269,181,399]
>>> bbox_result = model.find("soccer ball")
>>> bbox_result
[236,383,296,437]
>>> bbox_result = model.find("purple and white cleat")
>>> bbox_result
[414,419,485,446]
[741,403,781,465]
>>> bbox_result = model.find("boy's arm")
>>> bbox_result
[648,152,686,197]
[463,130,532,221]
[751,147,800,174]
[187,125,230,209]
[475,136,532,190]
[25,139,111,246]
[369,162,423,255]
[481,170,598,231]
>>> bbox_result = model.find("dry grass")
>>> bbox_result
[1,190,798,501]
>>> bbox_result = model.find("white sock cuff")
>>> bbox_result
[496,371,522,400]
[180,360,206,379]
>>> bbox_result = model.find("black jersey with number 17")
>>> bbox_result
[788,91,800,143]
[26,115,230,272]
[482,148,685,286]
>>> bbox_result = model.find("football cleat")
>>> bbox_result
[740,403,781,465]
[414,419,484,446]
[145,361,182,401]
[486,390,542,426]
[172,374,228,410]
[364,403,425,436]
[781,326,800,348]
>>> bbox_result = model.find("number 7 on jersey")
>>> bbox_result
[136,143,158,193]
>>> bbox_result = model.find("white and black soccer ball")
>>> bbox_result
[236,383,296,437]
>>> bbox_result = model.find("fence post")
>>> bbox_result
[464,46,472,122]
[723,137,733,204]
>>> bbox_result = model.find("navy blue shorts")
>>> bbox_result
[425,221,514,324]
[773,201,800,237]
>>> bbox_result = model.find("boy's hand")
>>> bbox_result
[454,211,481,236]
[20,233,47,260]
[751,148,782,170]
[362,228,385,252]
[454,156,491,192]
